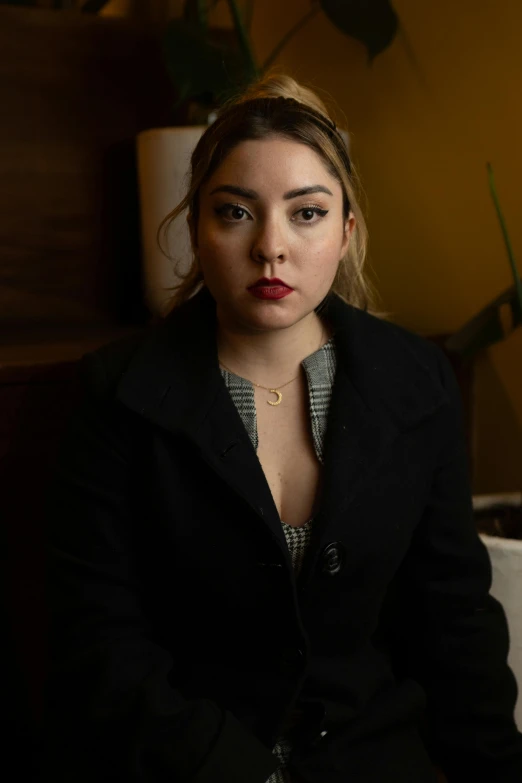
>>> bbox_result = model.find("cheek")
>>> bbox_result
[198,222,245,256]
[197,236,238,286]
[300,233,343,273]
[197,233,229,270]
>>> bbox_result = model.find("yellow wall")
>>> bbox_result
[106,0,522,492]
[249,0,522,492]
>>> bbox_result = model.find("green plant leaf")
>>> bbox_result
[445,164,522,360]
[319,0,399,61]
[262,5,321,72]
[183,0,209,28]
[487,162,522,322]
[244,0,255,31]
[162,19,255,110]
[226,0,259,78]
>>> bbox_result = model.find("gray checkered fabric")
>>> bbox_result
[279,516,314,579]
[219,336,337,782]
[220,337,336,466]
[219,368,259,451]
[301,339,337,465]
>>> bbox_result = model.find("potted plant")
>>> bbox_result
[445,165,522,362]
[446,163,522,728]
[135,0,399,317]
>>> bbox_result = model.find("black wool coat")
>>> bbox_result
[42,286,522,783]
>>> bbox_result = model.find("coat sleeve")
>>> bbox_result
[42,349,280,783]
[387,342,522,782]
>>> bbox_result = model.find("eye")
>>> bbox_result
[215,203,251,222]
[295,206,329,224]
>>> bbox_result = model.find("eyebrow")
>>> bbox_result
[208,184,334,200]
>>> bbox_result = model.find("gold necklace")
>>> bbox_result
[219,360,299,406]
[219,324,326,407]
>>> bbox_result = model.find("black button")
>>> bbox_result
[219,440,240,459]
[320,542,345,576]
[291,700,327,749]
[310,729,329,747]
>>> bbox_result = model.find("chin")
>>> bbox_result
[238,299,317,333]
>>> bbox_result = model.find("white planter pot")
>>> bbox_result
[480,534,522,728]
[136,126,205,317]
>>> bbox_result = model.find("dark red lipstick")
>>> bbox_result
[248,277,294,300]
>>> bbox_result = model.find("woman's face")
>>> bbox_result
[194,135,354,334]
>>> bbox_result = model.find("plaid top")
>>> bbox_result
[219,336,337,783]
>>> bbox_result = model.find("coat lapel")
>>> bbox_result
[115,287,291,558]
[318,360,399,531]
[187,389,291,558]
[115,287,448,568]
[313,293,447,534]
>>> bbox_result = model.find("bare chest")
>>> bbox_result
[254,374,322,528]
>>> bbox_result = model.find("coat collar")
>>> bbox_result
[115,286,447,558]
[116,285,445,430]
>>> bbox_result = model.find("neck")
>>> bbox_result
[216,308,330,385]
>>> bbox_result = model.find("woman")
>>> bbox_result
[42,75,522,782]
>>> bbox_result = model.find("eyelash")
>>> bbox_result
[215,202,329,224]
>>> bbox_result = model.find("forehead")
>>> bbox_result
[204,136,339,194]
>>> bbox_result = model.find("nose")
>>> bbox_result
[251,214,287,265]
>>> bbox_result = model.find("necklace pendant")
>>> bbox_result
[267,389,283,406]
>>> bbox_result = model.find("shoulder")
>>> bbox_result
[375,315,459,400]
[79,328,154,401]
[77,293,205,403]
[372,313,446,373]
[328,297,462,431]
[335,298,451,387]
[362,309,463,421]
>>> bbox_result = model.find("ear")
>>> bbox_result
[341,213,356,256]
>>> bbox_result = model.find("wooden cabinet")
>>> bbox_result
[0,13,170,770]
[0,6,172,333]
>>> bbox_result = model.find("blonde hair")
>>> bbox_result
[157,73,388,319]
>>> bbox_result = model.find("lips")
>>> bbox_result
[248,278,294,300]
[248,277,293,290]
